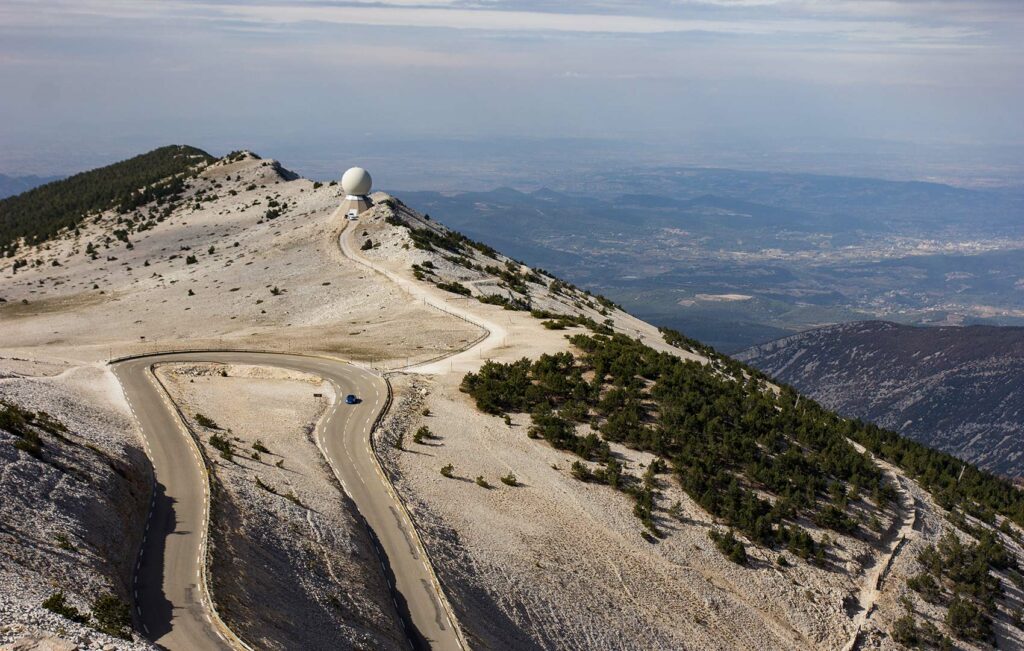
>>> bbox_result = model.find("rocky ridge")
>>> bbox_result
[737,320,1024,477]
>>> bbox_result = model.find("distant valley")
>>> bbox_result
[0,173,62,199]
[399,169,1024,352]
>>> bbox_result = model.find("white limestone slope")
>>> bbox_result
[0,360,155,650]
[0,153,478,366]
[0,153,477,649]
[338,193,1024,651]
[4,150,1023,651]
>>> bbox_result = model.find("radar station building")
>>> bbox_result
[339,167,373,219]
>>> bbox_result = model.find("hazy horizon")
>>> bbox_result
[2,0,1023,188]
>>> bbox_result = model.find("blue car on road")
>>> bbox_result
[345,394,358,405]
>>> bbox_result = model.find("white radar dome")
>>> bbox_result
[341,167,372,195]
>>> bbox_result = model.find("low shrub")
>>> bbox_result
[42,591,88,624]
[570,460,592,481]
[946,597,992,643]
[255,476,276,493]
[13,434,42,457]
[209,433,232,460]
[436,281,471,296]
[194,413,220,429]
[709,529,748,565]
[413,426,434,444]
[91,594,132,639]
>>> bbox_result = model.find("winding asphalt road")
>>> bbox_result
[113,351,462,650]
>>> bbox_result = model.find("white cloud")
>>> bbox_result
[187,2,986,44]
[0,0,992,45]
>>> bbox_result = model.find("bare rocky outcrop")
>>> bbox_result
[0,362,154,650]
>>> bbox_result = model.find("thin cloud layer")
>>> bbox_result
[0,0,998,43]
[0,0,1020,175]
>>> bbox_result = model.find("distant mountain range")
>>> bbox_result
[737,321,1024,477]
[0,173,62,199]
[398,176,1024,352]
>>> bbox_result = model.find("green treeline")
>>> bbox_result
[0,145,213,256]
[659,326,1024,528]
[848,420,1024,526]
[462,332,1024,560]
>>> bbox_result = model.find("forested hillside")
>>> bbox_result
[0,145,214,256]
[459,328,1024,644]
[463,331,1024,547]
[382,203,1024,552]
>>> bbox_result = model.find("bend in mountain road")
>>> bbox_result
[113,351,463,651]
[337,211,507,374]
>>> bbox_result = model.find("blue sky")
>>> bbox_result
[1,0,1022,181]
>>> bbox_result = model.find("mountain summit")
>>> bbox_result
[2,148,1024,650]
